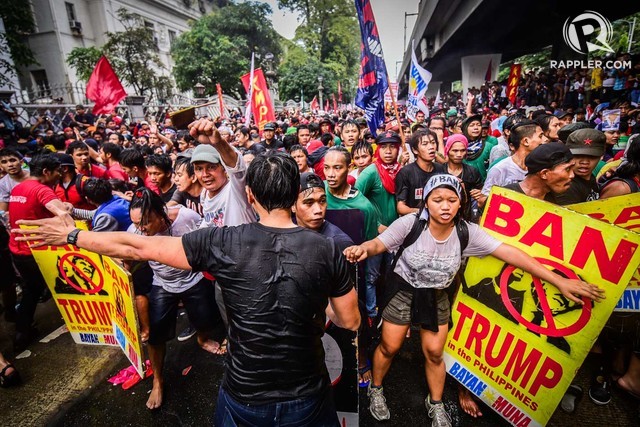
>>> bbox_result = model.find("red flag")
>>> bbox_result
[85,56,127,115]
[310,96,319,111]
[216,83,225,118]
[506,64,522,105]
[338,81,343,103]
[332,94,337,112]
[485,59,493,82]
[324,99,329,112]
[240,68,275,131]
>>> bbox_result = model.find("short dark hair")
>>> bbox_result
[409,130,439,153]
[110,133,125,143]
[290,144,308,157]
[352,140,373,157]
[145,154,172,174]
[82,178,113,205]
[0,148,22,160]
[509,120,539,150]
[46,134,67,151]
[66,141,89,155]
[120,148,146,169]
[326,146,351,166]
[246,152,299,212]
[296,124,309,135]
[101,142,121,161]
[28,153,60,177]
[174,156,194,176]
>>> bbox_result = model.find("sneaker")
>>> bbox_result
[425,395,452,427]
[177,325,196,342]
[367,384,390,421]
[589,378,611,405]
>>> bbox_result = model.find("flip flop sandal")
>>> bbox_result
[358,364,371,389]
[215,339,228,356]
[561,384,583,413]
[0,364,21,388]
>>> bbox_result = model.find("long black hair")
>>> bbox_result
[129,187,172,235]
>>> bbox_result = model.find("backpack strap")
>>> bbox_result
[391,209,427,270]
[456,220,470,255]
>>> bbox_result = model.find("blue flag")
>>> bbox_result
[354,0,389,136]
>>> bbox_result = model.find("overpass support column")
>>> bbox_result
[426,81,441,99]
[461,54,501,97]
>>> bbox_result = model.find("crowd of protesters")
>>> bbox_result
[0,57,639,425]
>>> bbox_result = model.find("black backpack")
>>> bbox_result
[391,209,469,270]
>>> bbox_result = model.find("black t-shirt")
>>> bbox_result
[182,223,353,403]
[261,138,283,151]
[553,175,599,206]
[503,182,558,203]
[319,220,354,251]
[395,162,444,208]
[159,183,177,204]
[74,113,95,126]
[170,190,203,216]
[246,142,266,156]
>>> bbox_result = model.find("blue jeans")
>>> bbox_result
[215,386,339,426]
[365,252,392,318]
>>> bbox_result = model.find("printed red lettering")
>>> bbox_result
[528,356,562,396]
[483,194,524,237]
[69,300,86,323]
[569,227,638,283]
[504,340,542,391]
[519,212,564,259]
[484,323,514,367]
[452,302,475,341]
[464,311,491,355]
[614,206,640,226]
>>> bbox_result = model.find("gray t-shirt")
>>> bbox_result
[0,173,25,203]
[482,156,527,196]
[378,214,501,289]
[128,206,203,293]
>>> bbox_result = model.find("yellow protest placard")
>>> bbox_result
[568,193,640,311]
[444,188,640,427]
[26,222,144,376]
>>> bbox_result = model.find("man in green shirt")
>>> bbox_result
[324,147,381,319]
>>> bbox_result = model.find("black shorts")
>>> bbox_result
[0,227,17,290]
[130,261,153,296]
[147,277,221,345]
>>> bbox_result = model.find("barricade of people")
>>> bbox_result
[0,70,639,425]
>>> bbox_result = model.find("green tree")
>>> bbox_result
[66,47,103,81]
[276,0,359,103]
[104,9,164,96]
[0,0,37,88]
[171,1,282,96]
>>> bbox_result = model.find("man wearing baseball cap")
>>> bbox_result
[503,142,575,201]
[261,122,283,151]
[554,129,606,205]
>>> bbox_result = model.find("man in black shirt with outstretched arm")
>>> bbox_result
[13,119,360,425]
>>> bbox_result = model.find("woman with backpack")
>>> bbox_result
[344,174,605,426]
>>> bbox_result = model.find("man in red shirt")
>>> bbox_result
[8,153,73,352]
[100,142,129,182]
[66,141,107,178]
[119,148,160,194]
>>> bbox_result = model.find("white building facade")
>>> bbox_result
[19,0,215,103]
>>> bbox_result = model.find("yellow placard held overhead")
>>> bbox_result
[568,193,640,312]
[444,188,640,427]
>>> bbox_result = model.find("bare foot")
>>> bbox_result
[146,381,163,410]
[214,339,228,356]
[617,376,640,399]
[199,339,221,354]
[358,365,372,386]
[458,387,483,417]
[140,329,149,344]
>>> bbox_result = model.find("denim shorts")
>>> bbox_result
[147,277,221,345]
[382,289,450,326]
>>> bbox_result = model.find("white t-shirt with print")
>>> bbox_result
[481,156,526,196]
[200,153,257,228]
[378,214,501,289]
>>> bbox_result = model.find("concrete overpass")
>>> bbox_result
[397,0,639,97]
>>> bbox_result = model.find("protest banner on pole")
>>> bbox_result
[240,68,275,131]
[444,188,640,426]
[27,222,145,376]
[568,193,640,312]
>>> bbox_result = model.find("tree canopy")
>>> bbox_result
[276,0,359,103]
[171,1,282,96]
[0,0,37,88]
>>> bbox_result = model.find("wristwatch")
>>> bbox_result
[67,228,82,245]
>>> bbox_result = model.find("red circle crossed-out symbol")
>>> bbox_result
[500,257,591,338]
[58,252,104,295]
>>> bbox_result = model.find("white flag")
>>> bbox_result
[406,40,432,122]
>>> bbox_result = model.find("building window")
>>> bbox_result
[168,30,176,49]
[65,2,76,21]
[31,70,50,98]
